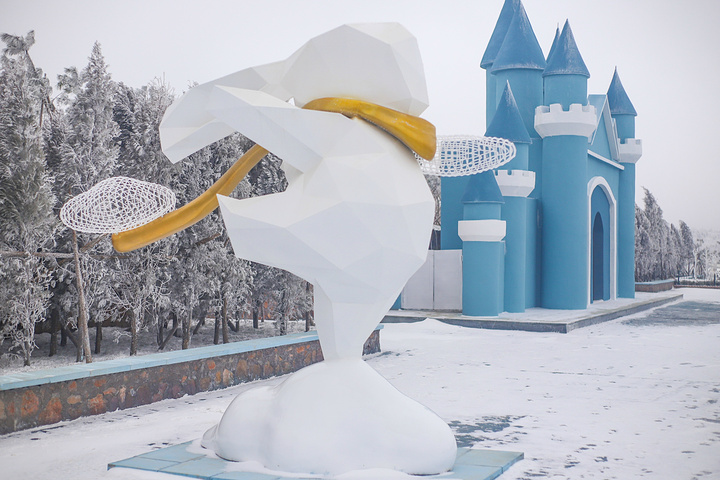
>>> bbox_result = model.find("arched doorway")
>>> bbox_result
[592,212,604,301]
[590,186,611,302]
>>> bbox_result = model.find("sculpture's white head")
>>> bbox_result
[160,23,429,163]
[275,23,429,116]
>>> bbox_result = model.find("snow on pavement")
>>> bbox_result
[1,288,718,480]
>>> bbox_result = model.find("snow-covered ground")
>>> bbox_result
[1,288,718,480]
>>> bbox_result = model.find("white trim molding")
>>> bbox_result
[458,219,506,242]
[617,138,642,164]
[586,176,617,305]
[534,103,597,139]
[495,170,536,197]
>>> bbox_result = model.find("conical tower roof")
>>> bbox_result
[485,81,531,143]
[462,170,505,204]
[607,68,637,116]
[546,25,560,62]
[490,2,546,73]
[543,20,590,77]
[480,0,520,69]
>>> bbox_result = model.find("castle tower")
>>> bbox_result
[460,171,506,316]
[535,20,597,309]
[486,82,535,312]
[608,68,642,298]
[443,0,544,252]
[546,25,560,64]
[489,2,546,138]
[480,0,520,125]
[438,0,516,252]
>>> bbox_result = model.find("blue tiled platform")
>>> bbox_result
[108,441,523,480]
[384,291,683,333]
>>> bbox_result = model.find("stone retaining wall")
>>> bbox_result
[0,328,381,434]
[635,280,675,293]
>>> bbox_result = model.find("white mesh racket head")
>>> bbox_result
[417,135,516,177]
[60,176,176,234]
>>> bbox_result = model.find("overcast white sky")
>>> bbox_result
[2,0,719,230]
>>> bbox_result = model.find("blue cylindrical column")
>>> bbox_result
[525,197,539,307]
[460,172,506,316]
[609,68,640,298]
[502,195,527,312]
[540,135,589,309]
[462,241,505,316]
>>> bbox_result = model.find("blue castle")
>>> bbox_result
[400,0,642,315]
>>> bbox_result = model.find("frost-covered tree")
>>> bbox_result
[112,79,179,352]
[669,223,682,278]
[55,42,119,191]
[679,220,696,277]
[635,205,652,282]
[50,42,120,362]
[634,188,700,281]
[0,31,57,365]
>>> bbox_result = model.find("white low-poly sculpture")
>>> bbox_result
[155,23,457,475]
[53,23,522,477]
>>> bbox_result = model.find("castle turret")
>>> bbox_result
[608,68,638,142]
[490,2,546,137]
[480,0,520,125]
[608,68,642,298]
[535,19,597,309]
[487,82,535,312]
[443,0,536,252]
[543,21,590,108]
[460,171,506,316]
[546,25,560,63]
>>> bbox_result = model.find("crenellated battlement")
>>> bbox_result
[617,138,642,164]
[495,169,536,197]
[534,103,597,139]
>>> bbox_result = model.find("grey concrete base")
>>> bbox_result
[384,291,684,333]
[109,441,523,480]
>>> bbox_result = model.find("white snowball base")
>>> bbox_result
[202,358,457,476]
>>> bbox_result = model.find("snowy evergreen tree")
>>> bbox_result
[55,42,119,192]
[0,31,57,366]
[679,220,696,277]
[669,223,682,278]
[49,42,120,362]
[635,188,700,282]
[112,79,179,352]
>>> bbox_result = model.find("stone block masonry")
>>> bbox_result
[0,328,381,434]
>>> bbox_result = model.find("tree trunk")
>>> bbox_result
[213,311,220,345]
[49,309,59,357]
[305,282,313,332]
[130,310,138,356]
[192,317,205,335]
[157,315,164,347]
[305,310,314,332]
[23,341,31,366]
[94,321,102,354]
[182,308,191,350]
[72,230,92,363]
[252,305,259,329]
[159,313,179,350]
[60,324,67,347]
[279,290,288,335]
[222,296,229,344]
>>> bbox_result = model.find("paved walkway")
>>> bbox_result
[384,291,683,333]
